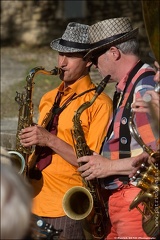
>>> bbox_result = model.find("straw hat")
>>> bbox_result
[50,22,90,53]
[84,17,138,58]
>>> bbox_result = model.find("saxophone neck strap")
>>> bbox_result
[105,60,144,143]
[59,87,96,113]
[53,87,96,113]
[47,87,96,131]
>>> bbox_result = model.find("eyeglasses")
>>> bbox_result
[91,49,108,65]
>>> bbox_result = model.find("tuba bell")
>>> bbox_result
[128,2,160,236]
[129,94,160,237]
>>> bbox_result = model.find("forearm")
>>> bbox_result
[77,153,148,180]
[47,134,78,166]
[107,153,149,177]
[107,158,134,176]
[20,125,78,166]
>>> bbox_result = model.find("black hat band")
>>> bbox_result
[90,32,128,49]
[59,39,90,50]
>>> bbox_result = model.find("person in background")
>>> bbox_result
[130,57,160,177]
[132,58,159,118]
[19,22,112,239]
[77,17,157,239]
[1,146,32,240]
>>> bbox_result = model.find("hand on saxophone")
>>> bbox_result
[128,152,149,178]
[19,125,78,166]
[77,152,136,181]
[77,152,110,180]
[19,125,53,147]
[77,150,158,182]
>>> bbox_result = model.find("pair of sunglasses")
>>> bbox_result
[91,49,108,65]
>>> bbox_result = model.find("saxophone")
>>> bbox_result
[128,84,160,237]
[9,66,61,175]
[62,75,111,240]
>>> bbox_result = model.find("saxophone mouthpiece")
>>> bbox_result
[96,75,111,95]
[51,67,62,75]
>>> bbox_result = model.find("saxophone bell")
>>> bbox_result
[63,76,111,239]
[8,151,26,174]
[62,186,93,220]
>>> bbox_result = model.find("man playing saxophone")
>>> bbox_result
[19,22,112,240]
[77,17,158,239]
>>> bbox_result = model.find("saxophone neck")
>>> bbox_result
[95,74,111,95]
[27,66,61,83]
[74,74,111,118]
[71,75,111,161]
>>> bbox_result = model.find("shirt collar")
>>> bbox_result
[116,61,140,93]
[57,74,93,95]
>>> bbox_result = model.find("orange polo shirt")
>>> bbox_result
[31,75,112,217]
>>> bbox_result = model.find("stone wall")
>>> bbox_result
[1,0,64,46]
[1,0,152,61]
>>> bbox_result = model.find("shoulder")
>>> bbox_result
[97,92,112,105]
[92,92,113,114]
[86,88,112,106]
[134,64,155,93]
[41,88,58,101]
[138,64,155,81]
[135,76,155,94]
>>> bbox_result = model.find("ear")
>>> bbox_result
[109,46,121,60]
[86,59,93,68]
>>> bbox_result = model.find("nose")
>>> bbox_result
[59,55,67,67]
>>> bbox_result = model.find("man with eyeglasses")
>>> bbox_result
[77,17,158,239]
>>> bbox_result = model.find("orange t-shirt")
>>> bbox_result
[31,75,112,217]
